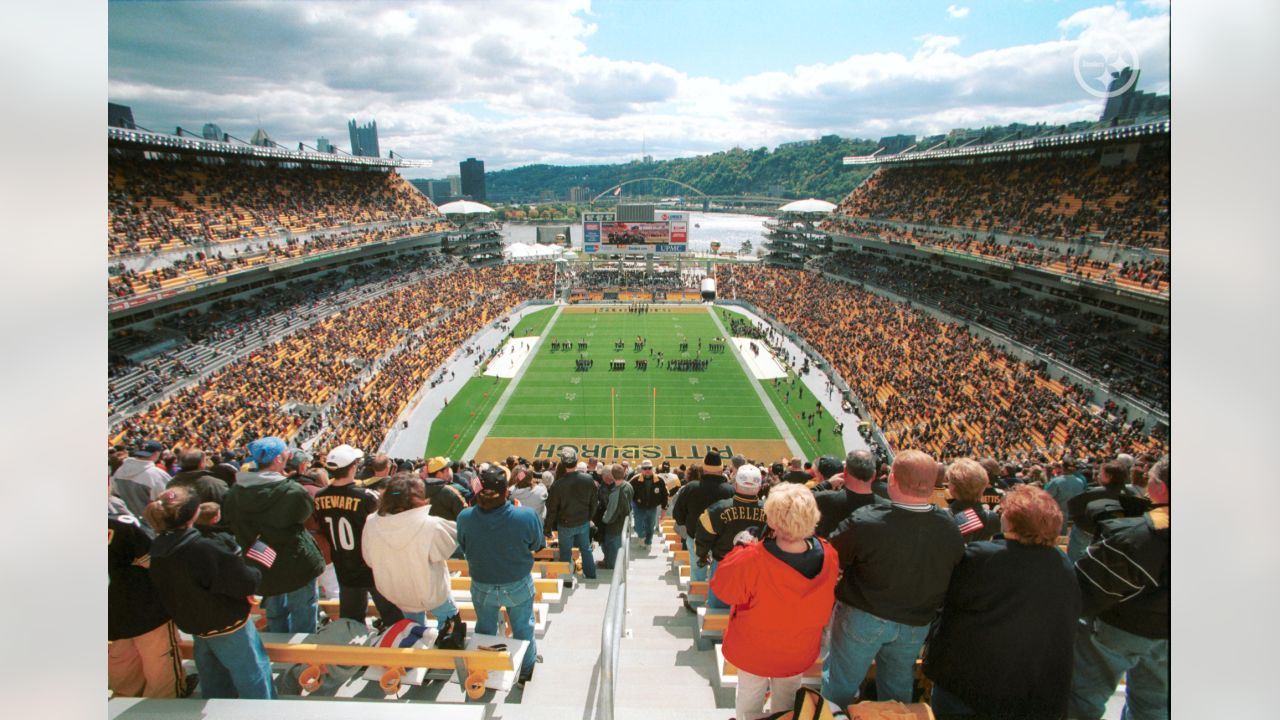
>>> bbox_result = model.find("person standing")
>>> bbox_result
[924,486,1081,719]
[711,483,839,720]
[1065,459,1148,562]
[695,464,767,610]
[113,440,172,525]
[1044,459,1088,533]
[943,458,1001,544]
[600,464,634,569]
[456,467,545,684]
[671,451,734,607]
[360,473,465,648]
[1069,457,1170,720]
[312,443,405,626]
[629,459,668,549]
[222,436,325,634]
[544,455,600,581]
[813,450,880,539]
[822,450,964,707]
[109,497,190,698]
[146,486,275,699]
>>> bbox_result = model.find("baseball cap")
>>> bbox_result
[132,440,164,457]
[817,456,843,479]
[247,437,288,467]
[324,444,364,470]
[734,464,763,494]
[479,467,508,493]
[426,456,451,474]
[640,459,654,470]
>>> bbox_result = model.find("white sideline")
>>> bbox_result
[731,337,787,379]
[483,337,538,378]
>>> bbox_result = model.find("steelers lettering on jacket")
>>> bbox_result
[719,506,766,523]
[314,494,366,512]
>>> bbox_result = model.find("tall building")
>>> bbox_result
[108,103,135,129]
[348,119,380,157]
[202,123,224,141]
[1100,67,1171,124]
[460,158,486,201]
[316,137,333,153]
[447,174,462,197]
[429,180,453,203]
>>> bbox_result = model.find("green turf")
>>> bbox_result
[425,376,510,458]
[488,308,789,442]
[511,305,558,339]
[759,372,847,459]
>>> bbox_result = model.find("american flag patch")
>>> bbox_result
[245,540,277,568]
[956,508,985,535]
[378,619,430,648]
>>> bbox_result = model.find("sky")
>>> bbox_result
[108,0,1170,178]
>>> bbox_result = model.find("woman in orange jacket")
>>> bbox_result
[711,481,840,720]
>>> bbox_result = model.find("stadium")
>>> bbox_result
[102,12,1176,720]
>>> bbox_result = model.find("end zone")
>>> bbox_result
[471,437,795,466]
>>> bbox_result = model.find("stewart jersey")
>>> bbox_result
[313,484,379,587]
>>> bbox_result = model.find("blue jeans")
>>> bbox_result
[402,597,459,625]
[688,558,708,609]
[558,522,597,579]
[822,602,928,707]
[471,575,537,676]
[634,506,658,545]
[706,559,727,609]
[1069,619,1169,720]
[262,580,318,634]
[601,533,622,568]
[192,621,276,699]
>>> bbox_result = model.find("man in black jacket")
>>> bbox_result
[629,459,668,549]
[545,457,600,580]
[822,449,964,707]
[1065,459,1148,561]
[695,464,766,609]
[813,450,880,538]
[670,449,734,605]
[1069,456,1170,720]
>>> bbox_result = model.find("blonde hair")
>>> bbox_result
[945,458,989,502]
[763,482,819,541]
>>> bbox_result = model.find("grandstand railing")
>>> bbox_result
[108,126,432,168]
[842,119,1169,166]
[595,515,631,720]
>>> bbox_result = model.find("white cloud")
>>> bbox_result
[947,5,971,19]
[109,1,1169,173]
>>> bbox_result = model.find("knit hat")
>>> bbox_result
[704,447,723,468]
[734,464,762,494]
[817,456,843,479]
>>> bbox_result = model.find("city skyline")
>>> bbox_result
[108,0,1170,178]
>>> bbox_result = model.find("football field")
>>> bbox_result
[437,305,804,466]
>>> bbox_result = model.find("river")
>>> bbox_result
[499,211,769,254]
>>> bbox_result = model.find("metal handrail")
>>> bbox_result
[596,515,631,720]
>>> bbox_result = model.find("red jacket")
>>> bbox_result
[711,538,840,677]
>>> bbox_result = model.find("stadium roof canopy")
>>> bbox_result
[843,119,1169,166]
[438,200,496,215]
[108,126,432,169]
[778,198,837,214]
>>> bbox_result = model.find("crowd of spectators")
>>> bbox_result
[109,253,459,416]
[109,157,440,257]
[725,265,1167,463]
[572,268,696,290]
[109,262,551,456]
[824,145,1170,249]
[108,220,448,300]
[819,251,1170,411]
[824,219,1169,294]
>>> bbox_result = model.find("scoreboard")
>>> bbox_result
[583,211,689,253]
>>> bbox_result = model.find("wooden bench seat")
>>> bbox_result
[315,599,551,636]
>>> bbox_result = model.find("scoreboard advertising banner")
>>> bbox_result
[583,212,688,253]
